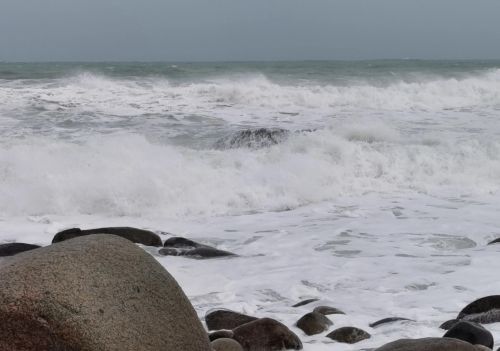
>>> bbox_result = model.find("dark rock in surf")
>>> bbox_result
[160,236,236,259]
[232,318,303,350]
[375,337,483,351]
[313,305,345,315]
[326,327,371,344]
[205,309,258,331]
[209,330,235,342]
[458,296,500,324]
[0,235,210,351]
[292,298,319,307]
[443,321,493,349]
[0,243,41,257]
[369,317,413,328]
[211,338,244,351]
[214,128,290,150]
[487,238,500,245]
[52,226,162,246]
[296,312,332,335]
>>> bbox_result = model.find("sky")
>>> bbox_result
[1,0,500,62]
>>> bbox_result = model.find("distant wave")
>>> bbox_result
[0,129,499,218]
[1,69,500,127]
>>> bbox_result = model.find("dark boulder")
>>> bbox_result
[0,234,210,350]
[232,318,302,350]
[369,317,412,328]
[292,298,319,307]
[0,243,40,257]
[296,312,332,335]
[440,319,460,330]
[160,236,236,259]
[375,337,483,351]
[214,128,290,150]
[52,226,162,246]
[487,238,500,245]
[326,327,371,344]
[313,305,345,315]
[443,321,494,349]
[205,309,258,331]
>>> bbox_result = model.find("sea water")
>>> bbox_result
[1,60,500,349]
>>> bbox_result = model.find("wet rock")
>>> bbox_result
[232,318,303,350]
[440,319,460,330]
[160,236,236,259]
[443,321,493,349]
[211,338,244,351]
[292,298,319,307]
[458,296,500,324]
[214,128,290,150]
[0,234,210,351]
[375,337,482,351]
[0,243,40,257]
[296,312,332,335]
[369,317,412,328]
[52,226,162,246]
[206,310,258,331]
[487,238,500,245]
[209,330,234,342]
[313,305,345,315]
[326,327,371,344]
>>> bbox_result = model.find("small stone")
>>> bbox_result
[211,338,244,351]
[232,318,302,350]
[326,327,371,344]
[209,330,234,342]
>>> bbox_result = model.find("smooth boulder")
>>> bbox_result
[313,305,345,315]
[209,330,235,342]
[0,234,210,351]
[375,337,484,351]
[52,226,162,246]
[206,309,258,331]
[232,318,303,350]
[0,243,40,257]
[443,321,494,349]
[161,237,236,259]
[296,312,332,335]
[326,327,371,344]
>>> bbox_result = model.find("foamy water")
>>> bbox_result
[1,61,500,349]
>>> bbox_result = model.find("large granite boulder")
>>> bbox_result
[52,227,162,246]
[375,337,484,351]
[0,234,210,351]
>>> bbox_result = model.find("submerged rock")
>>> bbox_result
[160,236,236,259]
[0,234,210,351]
[313,305,345,315]
[52,226,162,246]
[369,317,413,328]
[232,318,302,350]
[214,128,290,150]
[375,337,483,351]
[458,296,500,324]
[296,312,332,335]
[443,321,493,349]
[326,327,371,344]
[487,238,500,245]
[292,298,319,307]
[0,243,40,257]
[205,309,258,331]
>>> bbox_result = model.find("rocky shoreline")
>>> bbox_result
[1,226,500,350]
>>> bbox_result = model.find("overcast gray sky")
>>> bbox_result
[1,0,500,62]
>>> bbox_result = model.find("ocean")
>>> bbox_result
[1,60,500,349]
